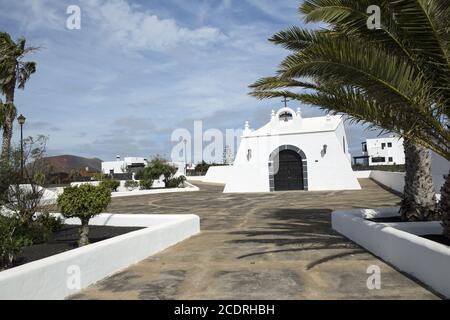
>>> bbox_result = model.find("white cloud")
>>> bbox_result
[82,0,226,51]
[0,0,63,31]
[244,0,300,22]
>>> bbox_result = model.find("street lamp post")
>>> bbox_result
[17,114,26,181]
[183,139,187,176]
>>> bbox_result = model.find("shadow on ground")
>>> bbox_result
[229,208,366,269]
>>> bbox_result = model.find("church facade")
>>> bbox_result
[223,107,361,193]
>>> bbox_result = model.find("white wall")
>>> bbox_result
[224,122,360,193]
[0,214,200,300]
[370,171,405,193]
[101,157,147,174]
[186,176,205,181]
[361,159,448,195]
[353,170,371,179]
[102,160,126,174]
[332,208,450,298]
[202,165,232,184]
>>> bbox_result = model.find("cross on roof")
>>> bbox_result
[282,96,290,107]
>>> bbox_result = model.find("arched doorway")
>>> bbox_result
[268,145,308,192]
[274,150,304,191]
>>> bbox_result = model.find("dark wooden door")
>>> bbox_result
[274,150,304,191]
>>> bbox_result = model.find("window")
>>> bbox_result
[343,137,346,153]
[109,169,114,174]
[279,111,293,122]
[388,142,392,148]
[361,142,367,152]
[381,143,386,149]
[372,157,386,163]
[388,157,393,162]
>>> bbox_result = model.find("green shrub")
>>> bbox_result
[0,213,63,269]
[100,179,120,192]
[25,213,64,243]
[57,184,111,247]
[139,177,154,190]
[0,216,32,270]
[93,172,107,181]
[352,164,405,172]
[124,180,139,190]
[193,161,221,175]
[165,176,186,188]
[35,212,64,233]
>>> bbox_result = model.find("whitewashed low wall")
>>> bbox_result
[353,170,372,179]
[69,181,199,198]
[332,207,450,298]
[70,181,101,187]
[369,171,405,193]
[0,213,200,300]
[71,179,165,190]
[186,176,205,181]
[355,169,447,194]
[111,183,199,198]
[202,166,232,184]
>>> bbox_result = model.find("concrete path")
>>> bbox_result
[71,179,438,299]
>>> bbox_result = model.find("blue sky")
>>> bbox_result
[0,0,385,162]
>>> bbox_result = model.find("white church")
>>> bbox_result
[221,106,361,193]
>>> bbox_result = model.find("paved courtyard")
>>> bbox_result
[71,179,438,299]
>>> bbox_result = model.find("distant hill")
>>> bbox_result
[44,155,102,173]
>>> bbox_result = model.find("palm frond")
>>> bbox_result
[278,37,435,113]
[18,61,36,89]
[249,76,317,91]
[299,0,450,113]
[269,27,331,51]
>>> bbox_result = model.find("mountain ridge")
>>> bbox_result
[44,154,102,173]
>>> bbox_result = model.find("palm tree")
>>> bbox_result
[0,32,38,160]
[250,1,449,228]
[400,139,436,221]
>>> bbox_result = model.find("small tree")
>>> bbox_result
[136,156,177,189]
[57,184,111,247]
[1,135,55,225]
[0,136,60,268]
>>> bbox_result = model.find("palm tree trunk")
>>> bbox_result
[441,171,450,239]
[1,109,14,161]
[399,139,437,221]
[1,85,15,161]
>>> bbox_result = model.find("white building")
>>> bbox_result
[362,137,405,166]
[223,107,361,193]
[101,156,146,174]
